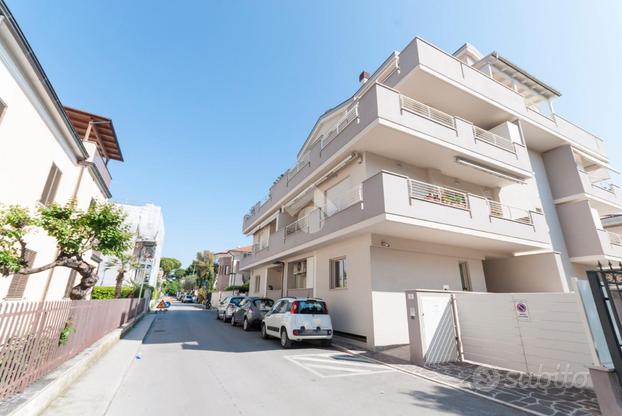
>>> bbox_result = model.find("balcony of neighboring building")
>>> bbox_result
[557,199,622,264]
[543,145,622,213]
[83,141,112,191]
[243,81,535,235]
[384,37,606,160]
[240,170,550,270]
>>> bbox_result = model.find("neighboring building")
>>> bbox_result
[213,246,252,291]
[0,2,124,301]
[239,38,621,349]
[98,203,165,290]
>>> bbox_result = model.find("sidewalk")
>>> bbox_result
[333,340,600,416]
[41,313,156,416]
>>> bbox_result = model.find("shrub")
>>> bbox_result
[224,283,249,293]
[90,285,153,300]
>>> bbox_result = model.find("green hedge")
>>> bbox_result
[91,286,148,300]
[224,283,249,293]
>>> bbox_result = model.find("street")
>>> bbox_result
[44,303,525,416]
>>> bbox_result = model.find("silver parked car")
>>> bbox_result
[230,297,274,331]
[216,296,245,322]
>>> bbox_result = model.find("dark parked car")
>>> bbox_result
[216,296,246,322]
[230,297,275,331]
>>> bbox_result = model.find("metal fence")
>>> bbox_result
[0,297,146,401]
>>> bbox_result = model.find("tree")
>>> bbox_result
[104,252,138,298]
[0,202,132,300]
[181,275,197,291]
[159,257,181,279]
[174,267,187,278]
[189,250,215,289]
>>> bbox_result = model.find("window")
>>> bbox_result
[64,269,78,298]
[40,163,62,205]
[330,257,347,289]
[254,275,261,293]
[459,262,472,291]
[6,249,37,299]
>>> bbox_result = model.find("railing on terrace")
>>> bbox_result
[320,105,359,149]
[608,231,622,247]
[592,181,619,195]
[284,207,324,237]
[0,298,147,401]
[325,184,363,217]
[399,95,455,129]
[252,242,269,253]
[488,200,533,225]
[472,126,515,153]
[408,179,469,210]
[287,153,310,181]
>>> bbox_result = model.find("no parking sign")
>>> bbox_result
[514,301,529,320]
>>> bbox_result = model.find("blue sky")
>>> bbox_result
[7,1,621,266]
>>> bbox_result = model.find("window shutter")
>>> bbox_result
[64,270,78,298]
[6,249,37,299]
[40,163,62,205]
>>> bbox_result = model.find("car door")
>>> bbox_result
[264,300,285,335]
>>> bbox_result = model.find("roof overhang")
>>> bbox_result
[474,52,561,101]
[65,107,123,161]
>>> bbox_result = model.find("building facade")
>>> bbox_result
[97,203,165,290]
[239,38,620,349]
[0,3,124,301]
[214,246,252,292]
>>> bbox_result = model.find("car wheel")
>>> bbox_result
[231,315,237,326]
[261,323,269,339]
[243,318,250,331]
[280,328,292,349]
[320,339,332,348]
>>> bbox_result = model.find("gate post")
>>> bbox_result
[405,290,424,365]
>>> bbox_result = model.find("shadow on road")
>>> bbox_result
[140,304,320,354]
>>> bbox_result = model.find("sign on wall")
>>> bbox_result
[514,301,529,320]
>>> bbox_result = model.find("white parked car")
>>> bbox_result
[261,297,332,348]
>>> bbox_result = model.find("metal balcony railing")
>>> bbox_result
[488,200,533,225]
[284,207,324,237]
[325,184,363,217]
[408,179,469,210]
[252,242,269,253]
[399,95,456,129]
[472,126,515,153]
[287,152,310,181]
[319,105,359,149]
[592,181,619,195]
[608,231,622,246]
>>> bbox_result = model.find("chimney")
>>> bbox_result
[359,70,369,85]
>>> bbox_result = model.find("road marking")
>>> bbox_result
[285,352,396,378]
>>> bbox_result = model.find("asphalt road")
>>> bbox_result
[65,303,527,415]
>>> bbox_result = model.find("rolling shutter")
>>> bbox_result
[6,249,37,299]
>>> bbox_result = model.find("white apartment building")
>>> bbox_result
[240,38,621,350]
[0,3,124,301]
[98,203,165,290]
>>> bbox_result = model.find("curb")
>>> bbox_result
[2,312,151,416]
[332,342,544,416]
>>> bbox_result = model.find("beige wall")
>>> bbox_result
[483,252,568,293]
[311,234,375,344]
[369,235,487,347]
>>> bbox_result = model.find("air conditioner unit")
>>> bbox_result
[294,261,307,274]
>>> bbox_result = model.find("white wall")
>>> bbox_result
[0,27,108,301]
[369,235,487,347]
[484,252,568,293]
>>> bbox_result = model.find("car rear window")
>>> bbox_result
[253,299,274,309]
[296,300,328,314]
[230,297,244,306]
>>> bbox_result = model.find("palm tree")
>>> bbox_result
[104,253,138,298]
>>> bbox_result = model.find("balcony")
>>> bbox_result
[241,171,550,270]
[557,199,622,264]
[543,145,622,211]
[83,141,112,195]
[393,38,606,158]
[243,82,534,234]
